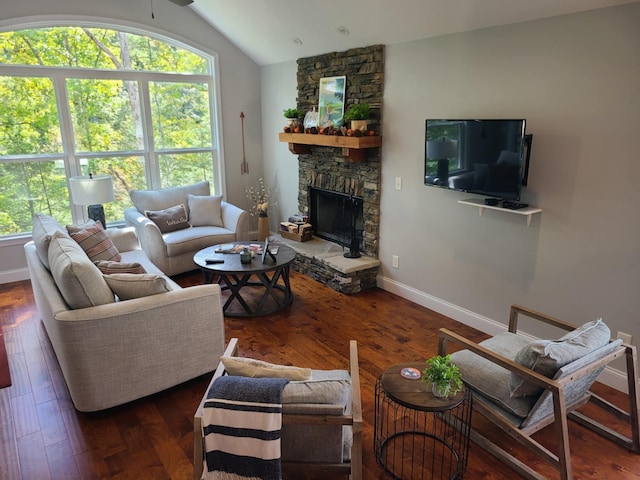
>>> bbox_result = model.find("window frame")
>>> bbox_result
[0,22,225,238]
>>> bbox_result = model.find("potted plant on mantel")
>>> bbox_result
[283,107,303,131]
[422,354,463,398]
[343,102,370,131]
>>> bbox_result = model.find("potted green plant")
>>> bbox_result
[422,354,463,398]
[343,103,370,131]
[283,108,304,131]
[283,107,303,119]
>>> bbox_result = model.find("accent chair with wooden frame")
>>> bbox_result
[438,304,640,480]
[193,338,363,480]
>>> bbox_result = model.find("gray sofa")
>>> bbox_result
[124,181,249,276]
[25,213,225,412]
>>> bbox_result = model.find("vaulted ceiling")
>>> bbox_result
[190,0,637,65]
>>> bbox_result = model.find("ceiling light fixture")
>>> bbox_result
[336,26,350,35]
[292,37,303,45]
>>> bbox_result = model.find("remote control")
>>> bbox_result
[205,259,224,264]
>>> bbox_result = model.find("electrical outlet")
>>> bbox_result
[395,177,402,191]
[392,255,399,269]
[617,331,633,345]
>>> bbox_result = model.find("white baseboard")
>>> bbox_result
[0,268,30,285]
[376,274,631,394]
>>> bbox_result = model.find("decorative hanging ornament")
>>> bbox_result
[240,112,249,174]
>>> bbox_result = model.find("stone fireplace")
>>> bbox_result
[296,44,384,258]
[281,44,384,293]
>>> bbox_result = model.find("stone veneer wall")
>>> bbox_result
[295,45,384,258]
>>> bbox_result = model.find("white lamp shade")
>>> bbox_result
[426,139,458,159]
[69,175,114,205]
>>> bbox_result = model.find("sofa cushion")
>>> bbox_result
[221,356,312,381]
[32,213,69,270]
[129,181,210,217]
[48,231,115,309]
[188,194,224,227]
[68,221,121,262]
[94,260,146,275]
[282,369,352,406]
[104,273,170,300]
[450,332,537,419]
[510,319,611,397]
[144,204,191,233]
[163,226,236,257]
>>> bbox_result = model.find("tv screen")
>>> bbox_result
[424,119,530,201]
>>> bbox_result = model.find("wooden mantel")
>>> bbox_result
[279,132,382,162]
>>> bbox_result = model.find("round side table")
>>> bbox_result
[374,362,472,480]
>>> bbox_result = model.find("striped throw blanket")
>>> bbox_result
[202,376,290,480]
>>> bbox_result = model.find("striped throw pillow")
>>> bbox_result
[94,260,146,275]
[69,222,121,262]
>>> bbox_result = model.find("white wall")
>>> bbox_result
[0,0,263,282]
[261,4,640,388]
[260,62,298,233]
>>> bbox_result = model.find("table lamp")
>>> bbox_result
[426,139,458,186]
[69,174,114,228]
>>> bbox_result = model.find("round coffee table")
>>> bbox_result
[193,242,296,317]
[374,362,472,480]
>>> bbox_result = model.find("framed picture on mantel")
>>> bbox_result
[318,75,345,127]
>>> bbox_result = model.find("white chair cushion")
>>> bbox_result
[188,194,224,227]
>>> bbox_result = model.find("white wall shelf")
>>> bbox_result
[458,198,542,226]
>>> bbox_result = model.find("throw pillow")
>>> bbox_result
[48,231,115,309]
[94,260,146,275]
[144,204,191,233]
[32,213,69,270]
[221,356,312,381]
[68,221,121,262]
[188,194,224,227]
[66,219,97,234]
[104,273,170,300]
[509,319,611,398]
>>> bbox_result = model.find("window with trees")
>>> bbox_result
[0,26,220,237]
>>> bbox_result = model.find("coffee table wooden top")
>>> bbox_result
[381,362,466,411]
[194,242,296,274]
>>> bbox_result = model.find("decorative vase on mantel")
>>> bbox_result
[257,213,270,242]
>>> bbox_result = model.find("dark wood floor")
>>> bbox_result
[1,270,638,479]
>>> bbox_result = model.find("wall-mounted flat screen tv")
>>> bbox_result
[424,119,532,201]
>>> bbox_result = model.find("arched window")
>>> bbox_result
[0,25,221,235]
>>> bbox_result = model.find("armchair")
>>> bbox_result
[124,181,249,276]
[194,338,362,480]
[438,304,640,480]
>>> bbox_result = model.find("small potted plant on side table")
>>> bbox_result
[422,354,463,398]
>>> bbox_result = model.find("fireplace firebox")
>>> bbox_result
[309,187,363,255]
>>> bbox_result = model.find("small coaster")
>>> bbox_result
[400,367,421,380]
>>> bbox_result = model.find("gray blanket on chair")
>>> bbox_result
[202,376,290,480]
